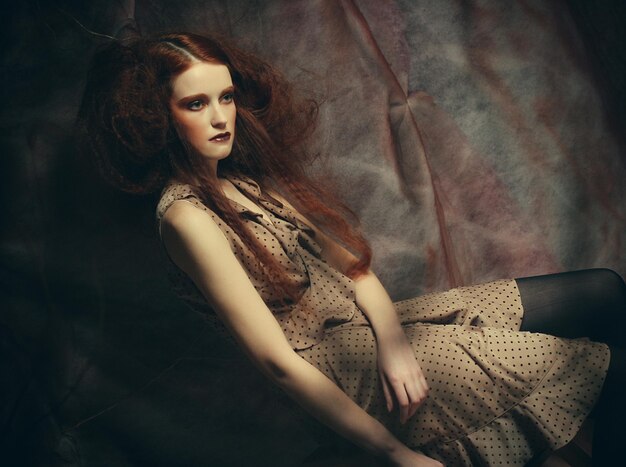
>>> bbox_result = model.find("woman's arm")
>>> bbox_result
[268,191,429,424]
[160,200,411,462]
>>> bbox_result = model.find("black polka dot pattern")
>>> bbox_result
[156,174,611,466]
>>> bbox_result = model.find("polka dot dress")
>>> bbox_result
[155,173,610,466]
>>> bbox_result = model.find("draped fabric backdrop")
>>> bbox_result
[1,0,624,465]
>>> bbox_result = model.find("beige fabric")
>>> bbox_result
[156,174,610,466]
[155,173,359,351]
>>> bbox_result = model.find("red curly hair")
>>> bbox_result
[75,31,371,303]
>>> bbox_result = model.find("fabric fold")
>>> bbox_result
[156,174,360,351]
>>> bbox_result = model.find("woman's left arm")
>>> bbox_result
[351,269,404,341]
[329,265,430,426]
[267,190,429,423]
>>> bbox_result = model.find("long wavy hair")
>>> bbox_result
[75,31,371,303]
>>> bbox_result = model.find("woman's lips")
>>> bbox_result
[209,132,231,142]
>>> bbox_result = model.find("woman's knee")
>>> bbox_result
[516,267,625,301]
[578,269,626,318]
[515,268,626,337]
[589,268,626,298]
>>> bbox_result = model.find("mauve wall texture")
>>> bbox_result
[1,0,624,465]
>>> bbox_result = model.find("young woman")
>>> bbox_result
[75,31,625,466]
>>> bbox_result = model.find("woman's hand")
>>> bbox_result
[376,328,429,425]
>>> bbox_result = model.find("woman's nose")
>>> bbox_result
[211,104,228,128]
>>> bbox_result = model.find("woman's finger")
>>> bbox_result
[408,379,421,419]
[414,363,429,397]
[409,367,429,418]
[379,370,393,412]
[405,379,424,420]
[390,379,410,424]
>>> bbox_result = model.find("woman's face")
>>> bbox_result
[169,61,236,166]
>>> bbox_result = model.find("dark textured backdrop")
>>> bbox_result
[1,0,625,465]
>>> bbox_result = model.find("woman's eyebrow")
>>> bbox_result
[176,86,235,104]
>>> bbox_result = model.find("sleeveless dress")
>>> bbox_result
[155,173,610,466]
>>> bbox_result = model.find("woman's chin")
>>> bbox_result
[200,149,233,161]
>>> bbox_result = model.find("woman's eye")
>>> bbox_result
[187,100,203,110]
[221,93,234,103]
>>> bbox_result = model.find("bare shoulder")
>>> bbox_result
[162,198,208,223]
[160,200,230,272]
[161,199,222,239]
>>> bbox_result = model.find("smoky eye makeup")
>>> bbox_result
[220,90,235,102]
[178,85,236,110]
[187,100,203,110]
